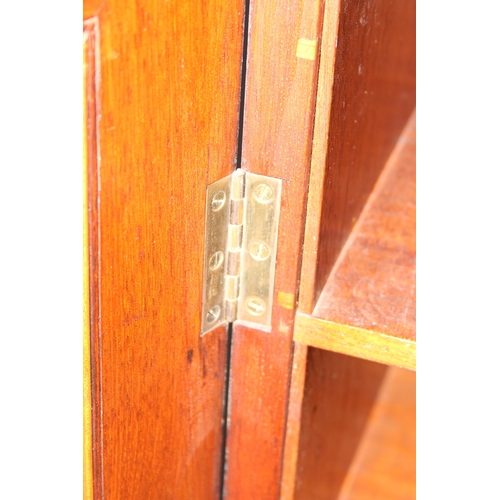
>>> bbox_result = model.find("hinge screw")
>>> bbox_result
[252,184,274,204]
[249,242,270,261]
[206,305,221,324]
[210,191,226,212]
[209,251,224,270]
[245,297,266,317]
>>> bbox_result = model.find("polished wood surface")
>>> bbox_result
[85,0,244,497]
[305,0,416,306]
[224,0,326,497]
[294,350,388,499]
[338,367,416,500]
[295,112,416,369]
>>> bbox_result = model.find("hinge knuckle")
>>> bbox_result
[228,225,243,252]
[225,275,240,301]
[230,199,244,225]
[227,249,241,277]
[225,300,238,324]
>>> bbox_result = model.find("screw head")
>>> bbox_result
[249,242,270,261]
[209,251,224,270]
[210,191,226,212]
[245,296,266,317]
[252,184,274,204]
[206,305,221,324]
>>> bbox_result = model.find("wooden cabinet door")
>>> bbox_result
[84,1,245,498]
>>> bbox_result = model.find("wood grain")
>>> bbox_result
[85,0,244,497]
[294,350,388,499]
[224,0,326,497]
[294,112,416,370]
[338,367,416,500]
[305,0,416,306]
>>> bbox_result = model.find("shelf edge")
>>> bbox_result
[294,313,415,370]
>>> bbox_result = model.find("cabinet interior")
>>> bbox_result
[295,350,415,500]
[286,0,416,496]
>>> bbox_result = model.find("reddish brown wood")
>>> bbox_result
[294,350,388,499]
[224,0,326,497]
[313,112,416,340]
[338,367,416,500]
[312,0,416,304]
[85,0,244,497]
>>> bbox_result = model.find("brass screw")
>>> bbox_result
[211,191,226,211]
[206,305,221,324]
[252,184,274,204]
[245,297,266,317]
[209,251,224,270]
[249,242,270,261]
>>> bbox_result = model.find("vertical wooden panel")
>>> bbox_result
[224,0,326,498]
[294,350,388,499]
[280,1,341,493]
[297,0,342,314]
[85,0,244,497]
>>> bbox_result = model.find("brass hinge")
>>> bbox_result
[201,170,282,336]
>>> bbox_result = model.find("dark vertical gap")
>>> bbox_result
[218,322,233,500]
[219,1,251,497]
[235,0,251,171]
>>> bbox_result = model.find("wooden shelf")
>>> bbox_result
[295,113,416,370]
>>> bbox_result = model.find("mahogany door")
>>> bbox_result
[84,1,245,497]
